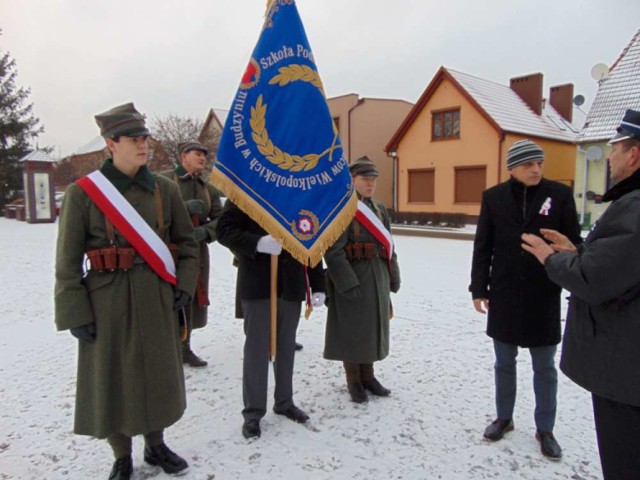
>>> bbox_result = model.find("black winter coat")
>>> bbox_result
[547,169,640,407]
[470,177,582,347]
[216,202,325,309]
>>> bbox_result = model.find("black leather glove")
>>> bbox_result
[185,199,205,215]
[341,286,361,300]
[390,281,400,294]
[173,289,191,310]
[194,226,207,242]
[70,323,96,343]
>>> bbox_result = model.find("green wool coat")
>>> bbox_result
[324,198,401,363]
[54,164,199,439]
[160,167,223,328]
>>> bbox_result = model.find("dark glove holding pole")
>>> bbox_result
[173,289,191,311]
[70,323,96,343]
[193,226,207,243]
[185,199,205,215]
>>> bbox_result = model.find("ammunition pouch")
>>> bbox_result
[344,242,388,261]
[86,243,178,272]
[86,247,136,272]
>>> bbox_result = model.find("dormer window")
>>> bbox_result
[432,109,460,141]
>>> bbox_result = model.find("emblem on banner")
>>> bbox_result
[240,58,261,90]
[291,209,320,240]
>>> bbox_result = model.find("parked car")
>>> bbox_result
[55,192,64,216]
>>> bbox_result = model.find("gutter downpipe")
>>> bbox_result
[577,147,588,226]
[388,150,398,212]
[497,133,505,184]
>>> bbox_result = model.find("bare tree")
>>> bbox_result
[150,114,203,166]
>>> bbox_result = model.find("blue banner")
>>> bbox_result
[212,0,356,267]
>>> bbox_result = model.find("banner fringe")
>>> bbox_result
[211,169,356,267]
[265,0,277,16]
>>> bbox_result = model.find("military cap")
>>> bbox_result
[94,102,150,139]
[349,155,379,177]
[178,141,209,156]
[609,109,640,144]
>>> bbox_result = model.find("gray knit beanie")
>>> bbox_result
[506,140,544,169]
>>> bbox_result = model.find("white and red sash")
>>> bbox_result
[355,200,394,265]
[76,171,177,285]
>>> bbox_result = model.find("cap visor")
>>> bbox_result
[608,132,633,144]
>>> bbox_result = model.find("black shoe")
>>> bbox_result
[536,430,562,459]
[242,419,261,439]
[347,382,369,403]
[108,456,132,480]
[143,443,189,475]
[295,342,303,351]
[483,418,514,441]
[362,377,391,396]
[273,404,309,423]
[183,349,208,367]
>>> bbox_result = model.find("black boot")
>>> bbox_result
[144,443,188,475]
[483,418,514,441]
[182,334,207,367]
[242,419,261,439]
[536,430,562,459]
[344,362,368,403]
[361,363,391,396]
[108,456,132,480]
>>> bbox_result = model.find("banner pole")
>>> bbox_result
[269,254,278,360]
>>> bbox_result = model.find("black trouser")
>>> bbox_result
[107,431,164,459]
[241,298,301,420]
[592,393,640,480]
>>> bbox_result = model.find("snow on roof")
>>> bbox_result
[213,109,228,127]
[74,136,107,155]
[18,150,56,163]
[578,29,640,143]
[447,68,579,142]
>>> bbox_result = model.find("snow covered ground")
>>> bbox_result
[0,218,602,479]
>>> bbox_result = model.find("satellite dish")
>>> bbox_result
[586,145,603,162]
[591,63,610,81]
[573,95,585,107]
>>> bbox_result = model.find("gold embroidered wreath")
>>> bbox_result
[249,64,339,172]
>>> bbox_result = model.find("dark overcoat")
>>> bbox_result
[160,166,223,328]
[216,201,325,310]
[54,161,199,438]
[470,177,581,347]
[547,169,640,407]
[323,198,401,363]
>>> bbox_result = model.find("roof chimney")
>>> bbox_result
[549,83,574,123]
[510,73,543,116]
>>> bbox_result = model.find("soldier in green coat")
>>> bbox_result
[54,103,199,480]
[324,156,401,403]
[160,141,223,367]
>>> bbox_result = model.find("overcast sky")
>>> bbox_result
[1,0,639,158]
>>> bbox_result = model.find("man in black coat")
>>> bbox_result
[216,201,325,440]
[469,139,582,459]
[522,109,640,479]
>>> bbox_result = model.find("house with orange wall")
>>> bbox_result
[385,66,580,222]
[328,94,413,209]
